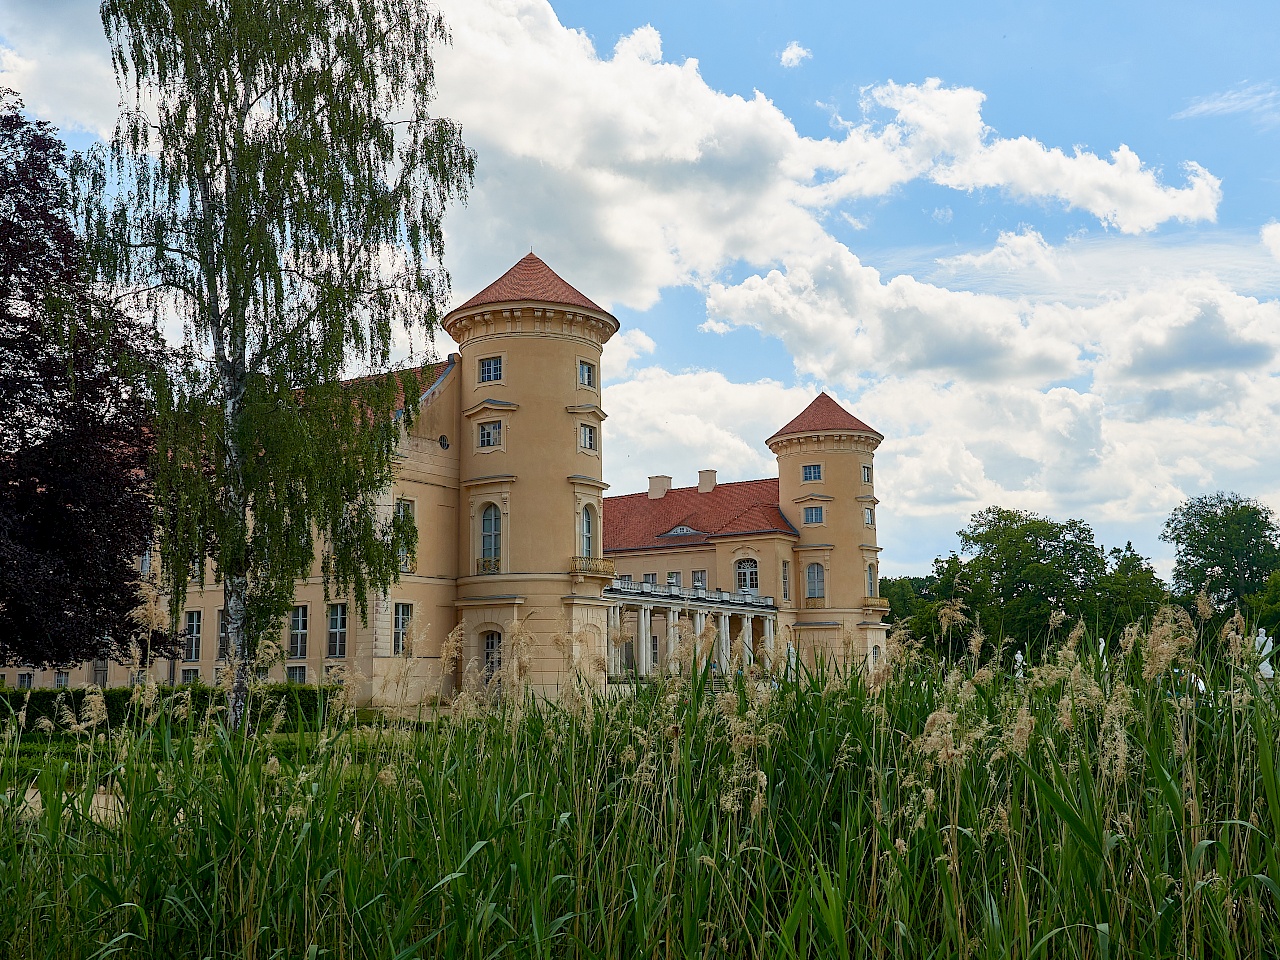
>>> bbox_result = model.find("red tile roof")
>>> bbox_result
[338,359,452,413]
[767,392,881,443]
[604,478,796,552]
[454,253,605,313]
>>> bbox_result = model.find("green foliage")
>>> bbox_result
[1095,542,1167,634]
[2,633,1279,958]
[1161,490,1280,606]
[83,0,475,681]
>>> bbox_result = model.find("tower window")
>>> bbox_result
[579,360,596,387]
[804,506,824,524]
[582,506,594,557]
[806,563,825,599]
[481,503,501,569]
[735,558,759,594]
[478,421,502,448]
[862,464,873,484]
[328,603,348,658]
[865,507,875,527]
[867,563,877,597]
[803,464,822,482]
[580,424,598,451]
[479,356,503,383]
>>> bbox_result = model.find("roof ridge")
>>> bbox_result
[453,252,606,314]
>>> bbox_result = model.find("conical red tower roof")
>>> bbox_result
[767,392,881,444]
[454,253,605,313]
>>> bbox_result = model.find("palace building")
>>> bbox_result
[2,254,888,701]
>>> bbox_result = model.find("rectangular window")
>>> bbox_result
[181,668,200,685]
[643,573,658,585]
[328,603,348,658]
[862,464,873,484]
[865,506,875,526]
[580,424,597,451]
[692,570,707,589]
[289,605,308,659]
[218,609,230,661]
[287,665,306,684]
[651,634,659,666]
[395,498,415,572]
[804,506,824,524]
[782,560,791,601]
[478,356,503,382]
[666,571,682,587]
[478,420,502,448]
[184,610,202,661]
[393,602,412,655]
[54,670,69,689]
[618,574,632,582]
[18,673,33,690]
[802,464,822,482]
[579,360,596,387]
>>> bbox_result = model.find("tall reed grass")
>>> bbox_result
[2,607,1278,958]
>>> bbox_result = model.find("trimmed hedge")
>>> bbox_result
[0,682,337,734]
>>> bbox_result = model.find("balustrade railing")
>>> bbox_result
[863,596,891,610]
[571,556,615,576]
[804,597,826,609]
[476,557,500,575]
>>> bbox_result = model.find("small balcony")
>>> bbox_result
[804,597,826,609]
[863,596,891,610]
[476,557,501,575]
[571,556,615,577]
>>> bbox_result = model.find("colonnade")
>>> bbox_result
[605,600,777,677]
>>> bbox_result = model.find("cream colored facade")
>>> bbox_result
[3,255,886,699]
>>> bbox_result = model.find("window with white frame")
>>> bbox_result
[579,360,596,387]
[139,544,151,576]
[735,558,759,594]
[478,420,502,448]
[481,503,501,566]
[395,498,415,572]
[804,506,824,524]
[184,610,202,661]
[289,605,308,659]
[803,464,822,482]
[782,560,790,601]
[484,631,502,678]
[667,571,682,587]
[651,633,659,666]
[181,668,200,685]
[393,602,412,655]
[692,570,707,589]
[579,423,597,451]
[643,573,658,585]
[865,506,875,526]
[806,563,825,599]
[872,645,882,665]
[328,603,347,658]
[867,563,877,597]
[581,506,594,557]
[287,665,306,684]
[479,356,502,383]
[54,670,69,688]
[18,673,33,690]
[862,464,873,484]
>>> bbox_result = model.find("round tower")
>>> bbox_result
[441,254,619,690]
[766,393,886,666]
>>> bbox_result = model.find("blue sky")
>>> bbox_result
[4,0,1280,577]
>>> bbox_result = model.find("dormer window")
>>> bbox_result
[663,524,699,537]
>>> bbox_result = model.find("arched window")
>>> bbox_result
[481,504,501,558]
[582,505,594,557]
[483,631,502,678]
[806,563,825,599]
[735,558,759,594]
[867,563,877,597]
[872,645,882,665]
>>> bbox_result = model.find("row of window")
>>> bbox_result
[181,601,417,662]
[475,420,599,452]
[801,464,874,484]
[475,504,599,570]
[802,505,876,526]
[620,558,877,602]
[477,356,597,389]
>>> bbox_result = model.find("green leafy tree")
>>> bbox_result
[88,0,474,724]
[1160,492,1280,607]
[1095,542,1166,634]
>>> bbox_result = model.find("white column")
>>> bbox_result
[608,605,621,675]
[764,617,775,667]
[742,616,754,666]
[639,605,652,676]
[667,607,680,670]
[718,613,730,668]
[694,610,706,640]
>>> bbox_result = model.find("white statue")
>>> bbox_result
[1258,628,1274,680]
[1013,650,1025,680]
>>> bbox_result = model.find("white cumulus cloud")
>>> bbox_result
[1263,222,1280,261]
[779,41,811,68]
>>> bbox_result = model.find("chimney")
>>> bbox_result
[698,469,717,494]
[648,475,672,499]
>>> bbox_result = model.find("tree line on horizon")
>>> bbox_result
[881,492,1280,662]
